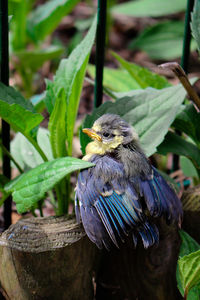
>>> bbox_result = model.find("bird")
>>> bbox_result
[75,114,182,250]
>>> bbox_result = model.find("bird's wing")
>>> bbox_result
[138,166,182,226]
[75,156,159,249]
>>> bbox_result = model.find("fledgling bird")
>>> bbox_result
[75,114,182,250]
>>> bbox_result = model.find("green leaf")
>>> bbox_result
[179,231,200,258]
[180,156,199,178]
[178,249,200,296]
[11,128,53,170]
[177,231,200,298]
[191,0,200,53]
[157,131,200,176]
[0,82,43,134]
[111,52,170,89]
[87,64,141,92]
[44,16,97,155]
[27,0,80,42]
[15,46,64,73]
[112,0,187,17]
[81,82,190,156]
[48,88,67,158]
[173,103,200,147]
[130,21,196,60]
[5,157,94,213]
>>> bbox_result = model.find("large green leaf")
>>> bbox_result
[173,104,200,147]
[112,0,187,17]
[191,0,200,53]
[178,249,200,297]
[0,82,43,134]
[177,231,200,299]
[87,65,141,92]
[44,16,97,155]
[27,0,80,42]
[15,46,64,73]
[81,83,190,156]
[157,131,200,176]
[5,157,94,213]
[88,58,169,92]
[130,21,196,60]
[11,128,53,170]
[111,52,170,89]
[48,88,67,158]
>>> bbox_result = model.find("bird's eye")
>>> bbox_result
[102,132,110,138]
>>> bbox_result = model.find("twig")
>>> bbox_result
[159,62,200,110]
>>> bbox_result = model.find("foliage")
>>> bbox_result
[80,82,192,156]
[177,231,200,299]
[129,21,197,60]
[112,0,196,60]
[112,0,187,17]
[174,3,200,298]
[9,0,81,96]
[88,52,169,92]
[191,0,200,53]
[5,157,93,214]
[0,17,97,215]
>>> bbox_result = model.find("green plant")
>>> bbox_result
[0,17,97,215]
[111,0,197,60]
[9,0,81,97]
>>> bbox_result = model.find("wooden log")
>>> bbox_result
[95,219,182,300]
[0,201,194,300]
[182,185,200,244]
[0,216,97,300]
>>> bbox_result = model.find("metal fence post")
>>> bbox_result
[0,0,12,229]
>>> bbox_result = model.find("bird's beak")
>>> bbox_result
[82,128,102,142]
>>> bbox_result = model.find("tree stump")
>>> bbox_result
[0,216,97,300]
[182,185,200,244]
[95,219,182,300]
[0,213,183,300]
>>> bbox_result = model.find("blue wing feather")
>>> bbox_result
[140,166,182,224]
[75,155,182,249]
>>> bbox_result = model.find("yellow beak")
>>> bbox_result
[82,128,102,142]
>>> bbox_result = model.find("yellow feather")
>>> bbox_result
[83,135,123,160]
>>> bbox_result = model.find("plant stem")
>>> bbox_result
[0,141,23,174]
[94,0,107,108]
[55,185,64,215]
[38,201,43,217]
[159,62,200,110]
[184,287,188,300]
[47,191,57,208]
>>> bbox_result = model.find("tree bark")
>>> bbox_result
[0,216,97,300]
[95,220,182,300]
[0,215,182,300]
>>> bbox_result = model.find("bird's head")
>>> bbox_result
[83,114,138,155]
